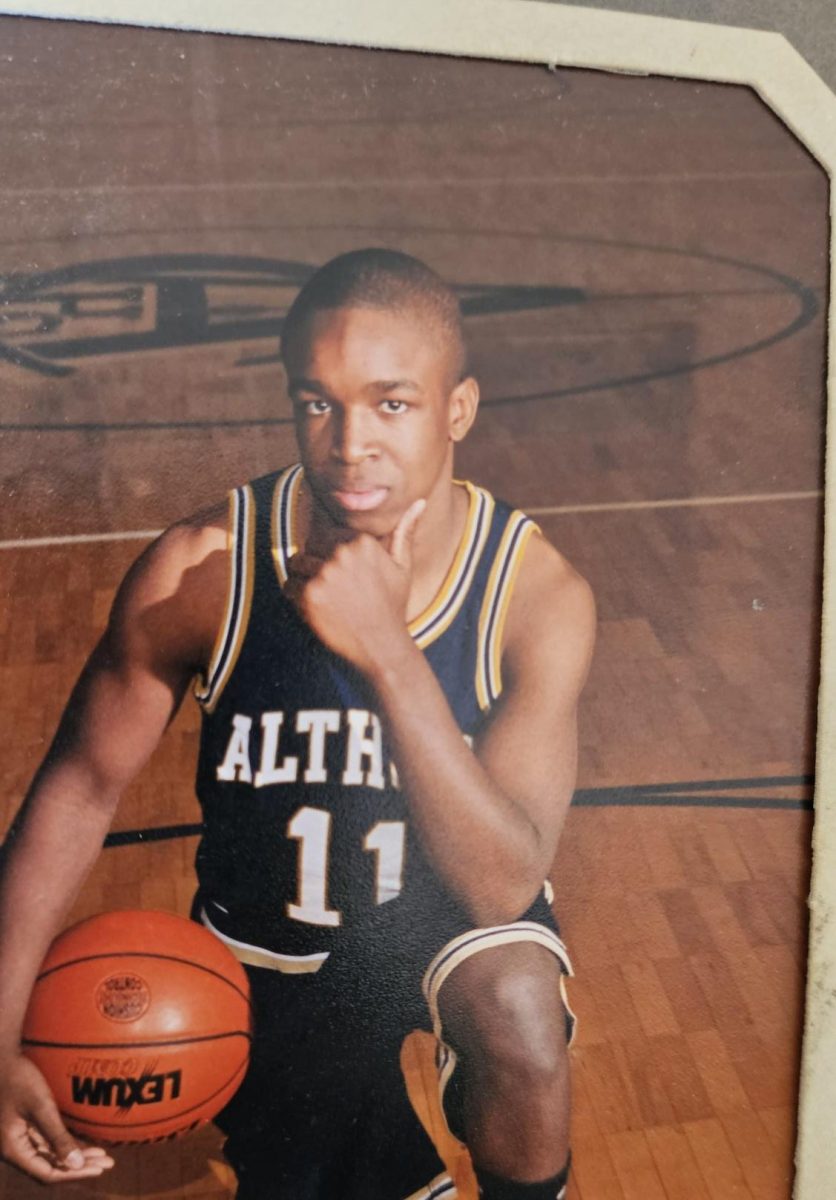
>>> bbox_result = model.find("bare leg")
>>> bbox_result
[437,942,571,1183]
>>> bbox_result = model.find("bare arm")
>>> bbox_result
[294,519,595,926]
[369,535,595,923]
[0,518,226,1181]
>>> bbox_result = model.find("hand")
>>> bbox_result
[287,499,426,674]
[0,1054,115,1183]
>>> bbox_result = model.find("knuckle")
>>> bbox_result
[304,581,323,609]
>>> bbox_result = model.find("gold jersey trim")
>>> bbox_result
[194,485,256,713]
[271,463,304,587]
[475,513,540,711]
[409,481,494,650]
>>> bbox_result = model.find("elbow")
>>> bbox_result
[461,866,549,928]
[450,814,556,927]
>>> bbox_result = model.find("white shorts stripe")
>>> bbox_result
[422,920,573,1037]
[403,1172,457,1199]
[201,907,329,973]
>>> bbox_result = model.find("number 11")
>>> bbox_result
[286,806,406,927]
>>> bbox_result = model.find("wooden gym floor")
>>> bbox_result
[0,18,826,1200]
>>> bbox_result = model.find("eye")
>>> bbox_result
[296,398,331,416]
[380,398,409,414]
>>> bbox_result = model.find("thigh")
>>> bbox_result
[219,953,449,1200]
[216,968,361,1193]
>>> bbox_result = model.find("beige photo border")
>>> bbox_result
[1,1,832,1195]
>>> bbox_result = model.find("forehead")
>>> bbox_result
[285,304,449,381]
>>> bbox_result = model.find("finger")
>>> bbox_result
[286,553,325,580]
[26,1089,85,1170]
[33,1139,115,1167]
[389,499,426,566]
[18,1153,110,1183]
[284,572,303,605]
[32,1142,115,1174]
[75,1146,115,1161]
[306,523,357,558]
[5,1122,113,1183]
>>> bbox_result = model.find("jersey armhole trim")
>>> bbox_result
[475,513,540,712]
[411,483,494,650]
[271,463,304,588]
[194,485,255,713]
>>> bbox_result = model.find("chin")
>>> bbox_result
[312,483,403,538]
[342,509,399,538]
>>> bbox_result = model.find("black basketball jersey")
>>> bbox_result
[192,464,540,970]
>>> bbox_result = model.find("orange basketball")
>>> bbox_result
[22,910,252,1145]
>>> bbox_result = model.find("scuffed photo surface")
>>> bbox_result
[0,17,826,1199]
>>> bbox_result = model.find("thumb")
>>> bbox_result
[389,499,426,567]
[29,1090,84,1168]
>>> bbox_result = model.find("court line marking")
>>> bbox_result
[0,490,821,550]
[0,530,163,550]
[0,169,815,198]
[92,772,814,848]
[527,490,822,516]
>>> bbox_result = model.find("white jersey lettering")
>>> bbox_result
[255,712,299,786]
[296,709,341,783]
[342,709,385,789]
[216,714,254,783]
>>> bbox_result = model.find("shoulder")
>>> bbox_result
[107,499,232,672]
[502,524,596,688]
[120,500,229,605]
[511,526,595,627]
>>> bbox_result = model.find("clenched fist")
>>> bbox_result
[287,499,425,675]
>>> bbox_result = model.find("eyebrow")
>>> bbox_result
[374,379,423,394]
[288,377,329,396]
[288,378,424,395]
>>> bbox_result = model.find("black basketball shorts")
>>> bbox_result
[211,888,576,1200]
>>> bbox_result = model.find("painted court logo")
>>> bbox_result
[0,253,582,378]
[0,243,816,424]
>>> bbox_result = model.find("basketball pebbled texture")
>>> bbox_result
[22,910,252,1144]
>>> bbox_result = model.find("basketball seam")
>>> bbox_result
[57,1053,250,1135]
[35,950,251,1006]
[22,1030,251,1050]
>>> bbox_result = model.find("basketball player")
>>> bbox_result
[0,249,595,1199]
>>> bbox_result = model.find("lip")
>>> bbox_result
[329,486,389,512]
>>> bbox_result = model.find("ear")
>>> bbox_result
[448,376,480,444]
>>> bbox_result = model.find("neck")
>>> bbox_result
[408,472,466,587]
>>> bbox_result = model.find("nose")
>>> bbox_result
[330,407,378,464]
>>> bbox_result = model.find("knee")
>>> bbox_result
[482,971,569,1082]
[439,948,570,1086]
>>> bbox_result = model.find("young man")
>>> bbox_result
[0,249,595,1199]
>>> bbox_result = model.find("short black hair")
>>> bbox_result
[281,248,467,383]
